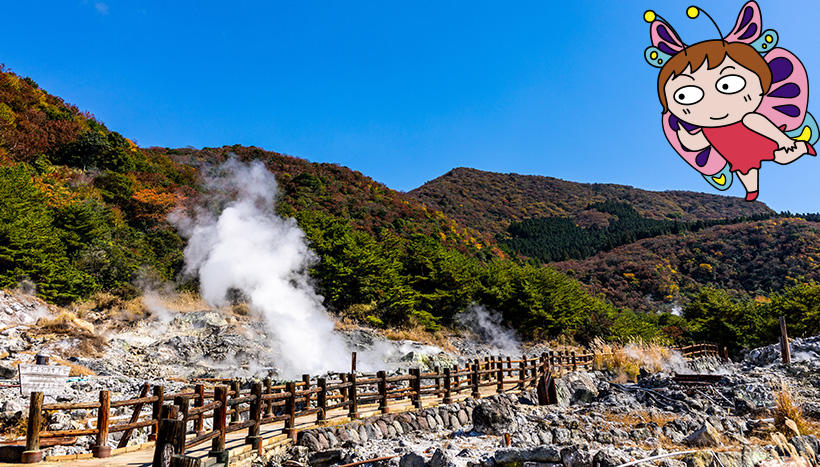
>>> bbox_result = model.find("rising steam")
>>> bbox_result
[170,158,350,377]
[457,304,521,355]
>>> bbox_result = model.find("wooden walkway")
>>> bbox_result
[1,345,721,466]
[1,385,507,467]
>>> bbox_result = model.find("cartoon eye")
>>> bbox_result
[673,86,704,105]
[716,75,746,94]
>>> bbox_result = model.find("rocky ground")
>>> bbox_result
[268,345,820,467]
[1,290,819,466]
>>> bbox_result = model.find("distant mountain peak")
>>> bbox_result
[409,167,773,236]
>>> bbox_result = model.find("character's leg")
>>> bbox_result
[774,141,815,164]
[736,168,759,201]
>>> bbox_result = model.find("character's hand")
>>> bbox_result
[776,136,798,152]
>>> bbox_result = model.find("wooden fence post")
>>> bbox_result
[571,351,577,371]
[229,380,240,425]
[540,353,547,378]
[377,370,389,413]
[173,396,189,456]
[451,365,460,394]
[483,357,490,383]
[246,382,262,450]
[496,356,504,393]
[317,377,327,423]
[339,374,348,402]
[149,385,164,441]
[348,373,359,418]
[285,382,298,441]
[506,356,512,380]
[264,377,273,417]
[410,369,422,408]
[302,374,311,411]
[434,366,441,396]
[21,391,43,463]
[443,367,453,404]
[549,351,555,375]
[209,386,227,460]
[518,357,526,386]
[530,354,538,382]
[780,316,791,365]
[194,384,205,436]
[152,405,181,467]
[471,360,480,398]
[92,390,111,458]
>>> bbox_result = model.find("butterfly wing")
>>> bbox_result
[650,19,686,56]
[662,113,733,191]
[725,1,763,43]
[758,48,810,132]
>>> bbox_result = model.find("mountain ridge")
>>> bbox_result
[409,167,774,236]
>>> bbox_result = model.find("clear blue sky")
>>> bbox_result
[4,1,819,212]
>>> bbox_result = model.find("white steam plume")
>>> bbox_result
[169,158,350,378]
[457,304,521,355]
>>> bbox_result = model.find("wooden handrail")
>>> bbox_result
[18,342,720,462]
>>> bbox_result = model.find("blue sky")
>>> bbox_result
[4,1,819,212]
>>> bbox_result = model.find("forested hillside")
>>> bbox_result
[553,217,820,313]
[409,167,774,236]
[500,201,773,263]
[0,65,622,344]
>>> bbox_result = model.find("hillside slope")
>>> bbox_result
[553,217,820,313]
[0,65,623,344]
[409,167,774,236]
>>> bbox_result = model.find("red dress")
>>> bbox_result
[701,122,777,175]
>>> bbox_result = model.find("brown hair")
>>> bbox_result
[657,40,771,112]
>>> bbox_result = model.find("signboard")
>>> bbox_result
[18,364,70,396]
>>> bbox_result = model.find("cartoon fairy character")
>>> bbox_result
[644,1,817,201]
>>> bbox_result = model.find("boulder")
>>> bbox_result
[494,446,561,465]
[429,448,456,467]
[308,449,343,466]
[473,400,518,435]
[684,422,722,447]
[298,432,322,451]
[561,445,593,467]
[399,452,425,467]
[562,372,599,405]
[593,447,631,467]
[0,362,15,379]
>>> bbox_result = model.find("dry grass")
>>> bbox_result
[27,310,107,357]
[36,311,96,336]
[601,410,678,427]
[774,383,812,436]
[333,317,361,332]
[589,338,684,383]
[49,356,97,377]
[383,326,457,353]
[768,431,817,467]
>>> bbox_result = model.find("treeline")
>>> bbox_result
[295,209,627,342]
[501,201,776,263]
[684,283,820,356]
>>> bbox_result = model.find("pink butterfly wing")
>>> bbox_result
[662,112,727,176]
[725,1,763,43]
[759,48,809,131]
[650,20,686,56]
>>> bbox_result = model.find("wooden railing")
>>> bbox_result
[13,344,722,464]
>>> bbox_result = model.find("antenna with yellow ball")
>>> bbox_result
[686,5,725,45]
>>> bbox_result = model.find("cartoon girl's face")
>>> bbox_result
[664,55,764,127]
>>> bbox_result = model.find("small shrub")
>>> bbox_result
[774,383,809,436]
